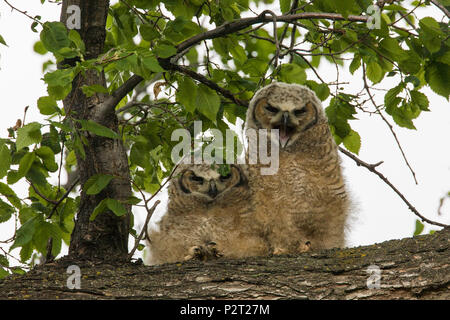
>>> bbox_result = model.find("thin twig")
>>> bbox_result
[338,147,448,228]
[429,0,450,18]
[3,0,42,24]
[127,200,160,260]
[47,177,80,219]
[361,63,418,185]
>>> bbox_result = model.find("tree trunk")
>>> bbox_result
[60,0,132,261]
[0,228,448,300]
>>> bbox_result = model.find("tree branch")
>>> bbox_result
[107,11,369,115]
[429,0,450,18]
[176,12,368,54]
[158,58,249,107]
[338,147,448,228]
[361,63,418,185]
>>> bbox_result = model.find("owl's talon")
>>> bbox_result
[184,242,222,261]
[299,241,311,253]
[273,247,287,255]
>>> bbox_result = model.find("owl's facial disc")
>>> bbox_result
[179,166,243,202]
[254,98,318,148]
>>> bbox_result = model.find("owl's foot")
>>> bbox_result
[298,241,311,253]
[184,241,223,262]
[272,247,288,255]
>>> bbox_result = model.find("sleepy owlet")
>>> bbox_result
[147,164,269,265]
[245,82,350,254]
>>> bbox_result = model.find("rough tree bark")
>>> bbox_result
[0,227,448,300]
[60,0,132,261]
[2,0,447,302]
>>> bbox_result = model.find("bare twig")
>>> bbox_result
[361,63,418,185]
[260,10,280,68]
[47,177,80,219]
[338,147,448,228]
[127,200,160,260]
[159,59,249,107]
[28,182,59,205]
[3,0,42,24]
[429,0,450,19]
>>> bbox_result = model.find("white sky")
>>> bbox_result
[0,1,449,265]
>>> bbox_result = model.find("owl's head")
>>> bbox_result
[170,164,248,205]
[246,82,326,148]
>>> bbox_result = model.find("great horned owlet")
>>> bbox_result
[245,82,350,254]
[147,164,269,265]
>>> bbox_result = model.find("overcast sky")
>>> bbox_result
[0,1,448,264]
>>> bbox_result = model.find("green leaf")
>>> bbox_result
[196,85,220,122]
[419,17,444,53]
[229,42,247,65]
[280,0,292,13]
[0,34,7,46]
[343,130,361,154]
[425,62,450,99]
[68,29,85,53]
[0,143,11,179]
[16,122,42,150]
[35,146,58,172]
[84,174,114,195]
[141,55,165,72]
[410,90,429,111]
[384,83,405,109]
[349,55,361,75]
[154,44,177,58]
[105,198,127,217]
[0,199,15,223]
[40,21,70,53]
[0,267,8,279]
[379,38,408,61]
[19,242,33,263]
[37,96,60,115]
[33,41,47,55]
[18,152,36,178]
[366,61,383,84]
[140,24,160,42]
[413,219,424,236]
[89,198,108,221]
[177,77,198,113]
[0,182,21,208]
[79,120,119,139]
[436,51,450,66]
[388,103,417,130]
[306,81,330,101]
[125,196,142,205]
[10,217,38,250]
[278,64,307,84]
[81,84,109,97]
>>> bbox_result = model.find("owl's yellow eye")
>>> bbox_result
[265,105,278,113]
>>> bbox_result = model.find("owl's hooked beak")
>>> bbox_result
[208,180,218,198]
[279,112,291,148]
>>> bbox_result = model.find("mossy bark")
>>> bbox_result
[1,228,448,300]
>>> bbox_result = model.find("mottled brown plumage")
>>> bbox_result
[245,82,350,254]
[147,164,269,265]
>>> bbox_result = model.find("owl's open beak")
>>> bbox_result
[208,180,218,198]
